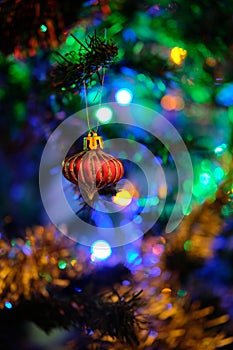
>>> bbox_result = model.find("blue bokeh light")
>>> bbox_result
[216,83,233,106]
[5,301,13,309]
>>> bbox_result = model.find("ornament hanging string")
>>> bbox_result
[98,28,107,111]
[98,29,107,108]
[83,66,106,132]
[96,66,106,131]
[82,29,108,132]
[99,67,106,106]
[83,79,91,131]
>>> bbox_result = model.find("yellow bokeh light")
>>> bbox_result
[170,47,187,65]
[158,185,167,198]
[161,287,172,294]
[113,190,132,206]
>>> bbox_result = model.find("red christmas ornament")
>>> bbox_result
[62,130,124,200]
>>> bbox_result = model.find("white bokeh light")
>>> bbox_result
[91,240,112,260]
[115,88,133,105]
[96,107,113,123]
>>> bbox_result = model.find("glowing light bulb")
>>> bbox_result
[200,173,211,186]
[214,143,227,156]
[5,301,12,309]
[115,88,133,105]
[96,107,112,123]
[161,95,176,111]
[170,47,187,65]
[113,190,132,206]
[91,240,112,260]
[40,24,47,33]
[160,95,184,111]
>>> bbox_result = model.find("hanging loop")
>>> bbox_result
[83,130,104,150]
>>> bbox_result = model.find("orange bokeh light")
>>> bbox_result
[161,95,185,111]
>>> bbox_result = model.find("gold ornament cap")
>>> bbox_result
[83,130,104,150]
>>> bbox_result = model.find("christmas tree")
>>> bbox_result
[1,1,233,349]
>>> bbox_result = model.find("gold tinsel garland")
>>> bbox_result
[0,225,91,308]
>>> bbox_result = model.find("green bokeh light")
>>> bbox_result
[191,4,201,14]
[66,36,76,46]
[9,63,30,87]
[228,106,233,123]
[40,24,47,33]
[58,260,67,269]
[14,102,26,122]
[133,42,144,55]
[190,86,211,103]
[157,80,166,92]
[108,23,123,36]
[193,163,219,202]
[184,240,192,251]
[177,289,187,297]
[201,159,212,171]
[214,167,225,181]
[222,205,233,217]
